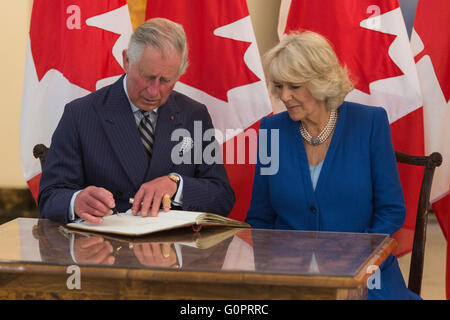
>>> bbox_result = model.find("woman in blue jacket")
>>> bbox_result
[246,31,420,300]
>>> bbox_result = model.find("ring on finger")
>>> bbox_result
[162,194,171,209]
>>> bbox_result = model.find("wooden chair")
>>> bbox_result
[33,144,49,170]
[395,150,442,296]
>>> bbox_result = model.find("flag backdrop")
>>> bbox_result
[21,0,133,200]
[278,0,424,256]
[411,0,450,299]
[146,0,272,221]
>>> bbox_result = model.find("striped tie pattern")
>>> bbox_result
[138,111,155,158]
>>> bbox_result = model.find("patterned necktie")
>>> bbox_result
[138,110,155,158]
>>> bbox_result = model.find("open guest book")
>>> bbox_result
[66,209,250,237]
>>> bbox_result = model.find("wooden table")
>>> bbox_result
[0,218,395,300]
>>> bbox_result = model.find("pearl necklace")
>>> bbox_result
[299,109,338,146]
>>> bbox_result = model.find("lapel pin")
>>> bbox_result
[170,115,175,120]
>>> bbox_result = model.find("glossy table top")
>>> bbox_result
[0,218,394,285]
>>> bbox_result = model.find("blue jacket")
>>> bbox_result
[246,101,420,299]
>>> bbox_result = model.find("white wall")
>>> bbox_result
[0,1,33,187]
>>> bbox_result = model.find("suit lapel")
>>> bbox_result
[96,76,149,189]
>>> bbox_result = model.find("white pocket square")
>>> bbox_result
[179,137,193,156]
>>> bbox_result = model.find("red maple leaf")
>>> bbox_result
[413,0,450,102]
[30,0,126,92]
[146,0,260,102]
[285,0,403,94]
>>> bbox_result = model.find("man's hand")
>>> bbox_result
[131,176,177,217]
[73,235,115,265]
[74,186,115,223]
[133,243,178,267]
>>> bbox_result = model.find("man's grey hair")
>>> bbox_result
[127,17,188,77]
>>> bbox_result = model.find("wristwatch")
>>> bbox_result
[168,173,181,191]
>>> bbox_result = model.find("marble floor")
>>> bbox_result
[397,214,447,300]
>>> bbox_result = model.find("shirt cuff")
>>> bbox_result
[69,190,82,222]
[170,172,183,206]
[174,243,183,267]
[70,233,78,264]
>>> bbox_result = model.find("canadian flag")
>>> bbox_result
[411,0,450,299]
[20,0,133,200]
[146,0,272,221]
[278,0,424,255]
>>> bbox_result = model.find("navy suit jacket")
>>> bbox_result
[38,75,235,223]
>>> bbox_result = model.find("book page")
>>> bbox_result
[67,209,204,236]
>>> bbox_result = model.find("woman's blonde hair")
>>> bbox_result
[263,31,353,110]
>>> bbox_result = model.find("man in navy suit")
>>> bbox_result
[38,18,235,224]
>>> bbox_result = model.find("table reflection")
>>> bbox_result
[31,219,246,271]
[1,218,388,278]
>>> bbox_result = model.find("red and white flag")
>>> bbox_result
[20,0,133,200]
[411,0,450,299]
[279,0,424,255]
[146,0,272,221]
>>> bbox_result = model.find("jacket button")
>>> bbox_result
[310,206,317,214]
